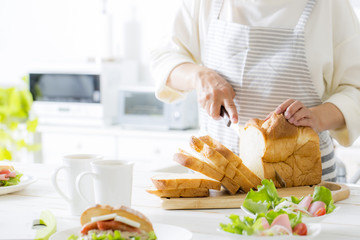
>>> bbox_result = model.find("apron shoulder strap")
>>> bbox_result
[211,0,224,20]
[295,0,317,32]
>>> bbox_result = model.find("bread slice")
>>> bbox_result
[80,205,154,233]
[174,150,223,181]
[174,150,240,194]
[146,187,209,198]
[199,135,261,187]
[151,173,221,190]
[221,176,241,195]
[189,136,254,193]
[239,113,322,187]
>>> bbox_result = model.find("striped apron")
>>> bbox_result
[200,0,337,181]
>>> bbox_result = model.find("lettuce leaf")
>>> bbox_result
[0,171,22,187]
[220,211,302,236]
[66,230,156,240]
[312,186,336,214]
[242,180,336,215]
[242,179,282,214]
[264,209,302,228]
[220,214,255,236]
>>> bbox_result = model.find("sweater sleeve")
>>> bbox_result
[150,0,201,103]
[323,0,360,146]
[325,33,360,146]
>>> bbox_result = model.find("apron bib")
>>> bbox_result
[201,0,337,181]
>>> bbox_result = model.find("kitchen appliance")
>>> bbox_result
[29,68,103,126]
[28,61,138,126]
[110,86,198,130]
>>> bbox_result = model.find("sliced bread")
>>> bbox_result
[189,136,254,193]
[151,173,221,191]
[146,187,209,198]
[174,150,240,194]
[199,135,261,187]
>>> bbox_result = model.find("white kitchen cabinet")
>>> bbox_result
[34,125,198,165]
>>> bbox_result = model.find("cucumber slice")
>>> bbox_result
[35,210,57,240]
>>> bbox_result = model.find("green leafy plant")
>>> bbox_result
[0,77,40,160]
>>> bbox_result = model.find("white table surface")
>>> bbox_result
[1,162,360,240]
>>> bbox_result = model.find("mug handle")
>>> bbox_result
[76,171,97,205]
[52,166,71,202]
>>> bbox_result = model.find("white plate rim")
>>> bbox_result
[50,223,193,240]
[217,223,321,240]
[241,205,339,223]
[0,174,37,195]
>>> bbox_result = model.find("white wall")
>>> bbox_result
[0,0,181,86]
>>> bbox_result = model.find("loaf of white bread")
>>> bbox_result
[147,113,322,197]
[239,113,322,187]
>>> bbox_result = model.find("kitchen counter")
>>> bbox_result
[1,162,360,239]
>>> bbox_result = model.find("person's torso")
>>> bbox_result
[199,0,337,181]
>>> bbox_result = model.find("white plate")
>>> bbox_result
[50,223,193,240]
[217,223,321,240]
[0,174,37,195]
[241,205,339,223]
[302,206,340,223]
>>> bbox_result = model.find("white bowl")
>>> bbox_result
[302,206,340,223]
[217,223,321,240]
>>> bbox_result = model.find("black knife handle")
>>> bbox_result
[220,106,231,127]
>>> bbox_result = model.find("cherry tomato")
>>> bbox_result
[293,223,307,236]
[313,207,326,217]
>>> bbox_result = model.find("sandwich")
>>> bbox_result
[0,165,22,187]
[68,205,157,240]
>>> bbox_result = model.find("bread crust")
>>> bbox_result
[151,173,221,190]
[174,151,224,181]
[174,151,240,194]
[147,187,209,198]
[80,205,154,233]
[199,136,261,187]
[242,113,322,187]
[190,136,254,193]
[0,165,15,171]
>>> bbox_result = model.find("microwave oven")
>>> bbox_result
[29,71,104,126]
[113,86,198,130]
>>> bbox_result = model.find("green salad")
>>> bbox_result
[0,167,23,187]
[242,179,336,216]
[220,210,304,236]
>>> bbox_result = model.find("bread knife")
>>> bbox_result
[275,170,287,188]
[220,106,241,136]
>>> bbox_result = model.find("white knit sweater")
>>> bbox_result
[150,0,360,146]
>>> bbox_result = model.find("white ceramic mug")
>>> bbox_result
[52,154,103,215]
[76,160,134,207]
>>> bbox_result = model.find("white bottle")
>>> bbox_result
[123,6,142,61]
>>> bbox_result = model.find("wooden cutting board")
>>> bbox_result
[160,181,350,210]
